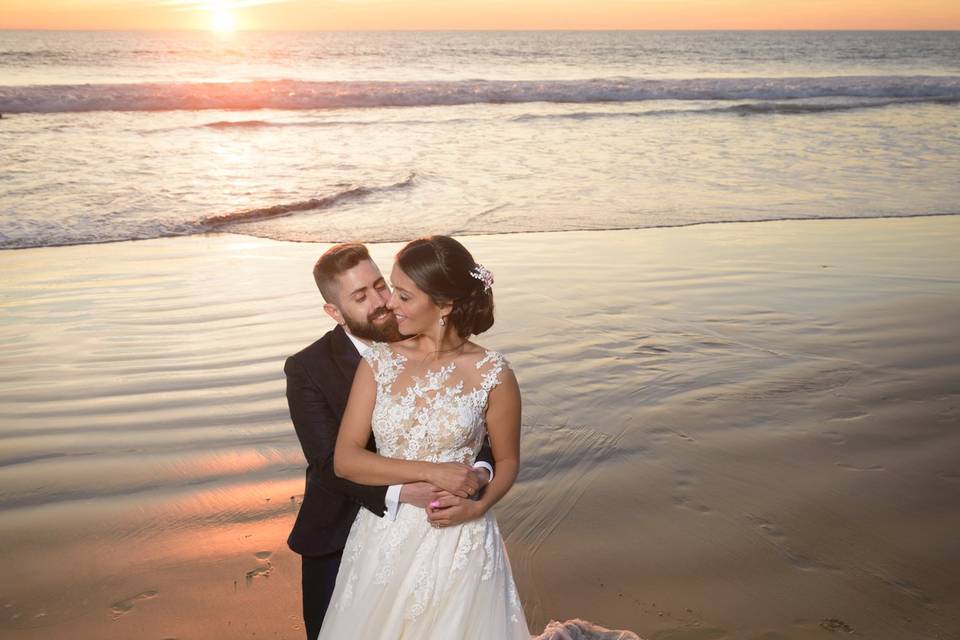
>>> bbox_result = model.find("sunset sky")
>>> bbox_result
[2,0,960,31]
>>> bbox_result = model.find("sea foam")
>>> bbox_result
[2,75,959,113]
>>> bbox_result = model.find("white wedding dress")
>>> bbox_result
[317,342,530,640]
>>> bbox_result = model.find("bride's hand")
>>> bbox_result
[427,462,482,499]
[427,491,485,528]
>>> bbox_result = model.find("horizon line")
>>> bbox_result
[3,27,960,32]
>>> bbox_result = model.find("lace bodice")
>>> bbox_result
[362,342,508,465]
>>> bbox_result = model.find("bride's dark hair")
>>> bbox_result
[396,236,494,338]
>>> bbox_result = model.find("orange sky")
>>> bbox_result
[3,0,960,31]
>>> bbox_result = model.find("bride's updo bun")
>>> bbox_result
[396,236,494,338]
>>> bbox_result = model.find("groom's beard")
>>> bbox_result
[344,305,402,343]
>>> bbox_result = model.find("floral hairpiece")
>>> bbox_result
[470,263,494,292]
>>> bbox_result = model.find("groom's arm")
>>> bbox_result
[284,355,388,517]
[393,442,493,514]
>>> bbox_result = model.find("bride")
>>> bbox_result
[318,235,530,639]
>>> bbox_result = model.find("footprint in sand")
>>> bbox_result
[747,515,839,572]
[819,617,854,633]
[671,471,713,515]
[671,494,711,513]
[246,551,274,583]
[671,470,692,507]
[110,590,158,620]
[746,515,786,538]
[246,564,273,580]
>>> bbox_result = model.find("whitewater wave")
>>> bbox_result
[194,95,957,131]
[2,76,959,114]
[0,174,417,250]
[203,119,275,129]
[509,96,960,122]
[200,173,416,227]
[3,210,958,252]
[195,116,478,130]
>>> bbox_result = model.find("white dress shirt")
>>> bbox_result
[344,330,493,521]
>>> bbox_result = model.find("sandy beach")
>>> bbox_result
[1,216,959,639]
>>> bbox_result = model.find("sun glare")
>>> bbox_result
[208,1,236,33]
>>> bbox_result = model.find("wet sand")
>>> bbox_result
[1,216,958,639]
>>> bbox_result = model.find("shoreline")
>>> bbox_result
[2,210,959,252]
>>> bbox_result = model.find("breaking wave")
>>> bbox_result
[2,75,959,114]
[201,173,416,227]
[0,174,417,250]
[508,95,960,122]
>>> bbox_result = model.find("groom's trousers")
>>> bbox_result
[302,549,343,640]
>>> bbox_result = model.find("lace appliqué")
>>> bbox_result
[363,341,404,386]
[357,343,511,621]
[332,510,369,611]
[362,343,508,466]
[372,510,411,586]
[482,518,523,624]
[476,350,506,392]
[452,518,486,574]
[405,514,498,622]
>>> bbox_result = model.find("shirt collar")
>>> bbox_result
[343,328,371,357]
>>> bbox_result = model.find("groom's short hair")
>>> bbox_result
[313,243,372,303]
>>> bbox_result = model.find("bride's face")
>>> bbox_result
[387,263,445,335]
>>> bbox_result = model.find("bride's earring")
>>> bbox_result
[439,316,446,327]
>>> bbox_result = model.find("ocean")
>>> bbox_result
[1,30,959,250]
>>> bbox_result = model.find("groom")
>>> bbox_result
[284,242,494,640]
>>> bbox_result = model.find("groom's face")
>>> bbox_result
[330,259,400,342]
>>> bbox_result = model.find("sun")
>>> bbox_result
[208,1,236,33]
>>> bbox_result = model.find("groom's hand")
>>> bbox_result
[426,491,485,527]
[399,482,444,509]
[472,466,491,492]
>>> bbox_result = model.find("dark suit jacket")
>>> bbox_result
[285,325,387,556]
[285,325,495,557]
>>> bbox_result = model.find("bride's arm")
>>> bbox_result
[334,360,481,498]
[472,367,522,513]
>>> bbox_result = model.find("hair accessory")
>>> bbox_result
[469,263,494,292]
